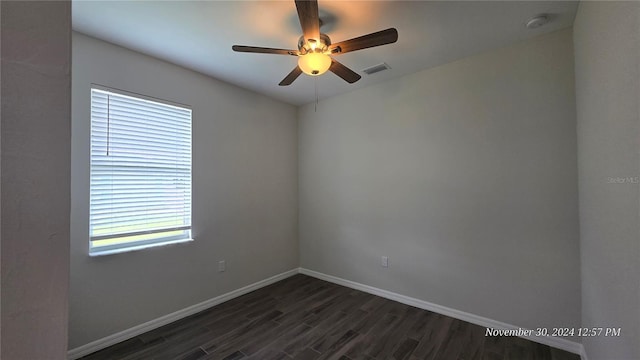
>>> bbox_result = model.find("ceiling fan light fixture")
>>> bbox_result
[298,52,332,76]
[232,0,397,85]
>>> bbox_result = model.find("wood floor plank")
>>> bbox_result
[242,322,312,356]
[202,311,283,356]
[405,310,437,341]
[432,319,484,360]
[402,313,453,360]
[303,292,356,327]
[362,303,417,359]
[246,324,309,360]
[283,311,351,357]
[338,291,372,314]
[359,295,386,313]
[309,310,368,354]
[315,330,360,360]
[347,299,395,335]
[292,348,321,360]
[80,337,149,360]
[504,336,534,360]
[481,331,507,360]
[343,311,401,359]
[247,348,293,360]
[374,306,422,359]
[147,330,214,360]
[123,328,214,360]
[274,285,339,326]
[80,275,580,360]
[222,351,246,360]
[274,282,331,312]
[458,323,485,360]
[176,347,208,360]
[392,338,420,360]
[531,341,553,360]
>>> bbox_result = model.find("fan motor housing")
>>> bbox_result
[298,33,332,54]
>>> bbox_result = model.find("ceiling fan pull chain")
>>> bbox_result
[315,77,318,112]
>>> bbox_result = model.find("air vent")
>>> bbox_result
[362,62,391,75]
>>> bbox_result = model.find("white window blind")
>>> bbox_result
[90,87,192,254]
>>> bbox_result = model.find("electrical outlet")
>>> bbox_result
[381,256,389,268]
[218,260,226,272]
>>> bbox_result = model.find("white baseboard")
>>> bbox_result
[67,268,299,360]
[299,268,586,357]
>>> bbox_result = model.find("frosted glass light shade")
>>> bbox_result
[298,53,332,76]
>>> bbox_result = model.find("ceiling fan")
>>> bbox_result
[232,0,398,86]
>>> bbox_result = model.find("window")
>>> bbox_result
[90,87,192,255]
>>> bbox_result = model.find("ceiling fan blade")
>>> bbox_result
[279,66,303,86]
[232,45,298,56]
[329,28,398,55]
[329,59,361,84]
[295,0,320,43]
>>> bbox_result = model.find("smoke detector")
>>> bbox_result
[526,14,550,29]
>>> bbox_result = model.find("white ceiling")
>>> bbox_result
[72,1,578,106]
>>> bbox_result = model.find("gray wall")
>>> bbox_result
[574,2,640,359]
[70,33,298,348]
[299,29,581,333]
[1,1,71,358]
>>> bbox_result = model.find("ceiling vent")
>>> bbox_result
[362,62,391,75]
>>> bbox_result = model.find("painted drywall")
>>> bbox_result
[70,33,298,348]
[1,1,71,358]
[299,29,581,334]
[573,2,640,359]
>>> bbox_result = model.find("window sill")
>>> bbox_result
[89,237,194,257]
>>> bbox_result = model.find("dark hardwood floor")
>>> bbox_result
[81,274,580,360]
